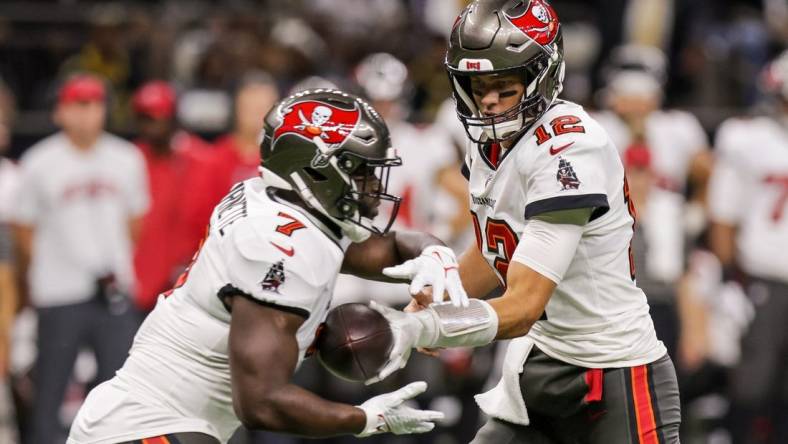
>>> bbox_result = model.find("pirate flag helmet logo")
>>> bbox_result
[273,100,361,167]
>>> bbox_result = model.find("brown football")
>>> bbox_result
[316,303,394,382]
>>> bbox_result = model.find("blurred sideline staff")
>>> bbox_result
[11,74,148,444]
[131,80,210,312]
[592,44,712,204]
[0,80,19,444]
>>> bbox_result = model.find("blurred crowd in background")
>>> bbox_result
[0,0,786,443]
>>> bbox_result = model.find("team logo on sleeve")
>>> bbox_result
[260,260,286,293]
[556,157,581,190]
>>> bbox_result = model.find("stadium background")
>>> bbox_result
[0,0,786,443]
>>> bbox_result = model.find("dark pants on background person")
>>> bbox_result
[471,347,681,444]
[728,277,788,444]
[28,296,139,444]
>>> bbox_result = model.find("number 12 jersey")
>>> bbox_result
[463,100,665,368]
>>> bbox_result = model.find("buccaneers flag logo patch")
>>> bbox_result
[274,100,360,146]
[260,260,286,293]
[505,0,560,46]
[556,157,581,190]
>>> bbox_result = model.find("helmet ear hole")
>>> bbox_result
[338,199,358,218]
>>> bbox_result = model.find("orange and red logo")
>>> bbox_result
[274,100,360,146]
[505,0,560,47]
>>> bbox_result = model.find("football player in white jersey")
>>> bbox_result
[366,1,681,442]
[708,49,788,443]
[66,89,473,444]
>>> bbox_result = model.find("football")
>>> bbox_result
[316,303,394,382]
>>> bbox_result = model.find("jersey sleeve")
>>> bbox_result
[674,111,708,155]
[521,133,610,219]
[708,120,747,224]
[222,219,325,318]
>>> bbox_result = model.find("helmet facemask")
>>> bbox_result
[333,150,402,240]
[448,48,564,144]
[283,141,402,243]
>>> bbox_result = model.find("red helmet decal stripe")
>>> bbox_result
[274,100,361,146]
[505,0,559,47]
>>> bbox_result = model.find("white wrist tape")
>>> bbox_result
[414,299,498,348]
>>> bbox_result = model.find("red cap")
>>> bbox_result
[623,144,652,170]
[58,75,106,104]
[132,81,176,120]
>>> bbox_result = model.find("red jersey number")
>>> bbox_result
[764,175,788,222]
[471,211,519,282]
[534,115,586,145]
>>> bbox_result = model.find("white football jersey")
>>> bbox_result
[68,178,349,444]
[709,116,788,283]
[464,100,665,368]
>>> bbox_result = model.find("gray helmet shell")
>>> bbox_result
[446,0,565,143]
[260,89,401,241]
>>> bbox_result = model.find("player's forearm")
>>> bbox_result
[128,215,143,245]
[486,261,555,339]
[709,222,737,268]
[0,265,17,328]
[393,230,446,263]
[237,384,365,437]
[458,244,500,298]
[12,224,32,303]
[341,230,446,281]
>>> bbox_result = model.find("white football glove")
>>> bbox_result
[356,381,444,437]
[382,245,469,307]
[366,300,498,385]
[364,301,426,385]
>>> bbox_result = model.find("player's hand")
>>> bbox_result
[356,381,444,436]
[365,301,424,384]
[382,245,469,307]
[404,298,440,358]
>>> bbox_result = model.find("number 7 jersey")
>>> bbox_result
[463,100,666,368]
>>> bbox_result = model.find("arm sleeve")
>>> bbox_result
[223,220,322,318]
[678,111,709,155]
[522,141,609,219]
[510,218,584,284]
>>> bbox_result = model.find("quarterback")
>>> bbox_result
[66,90,465,443]
[371,1,681,442]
